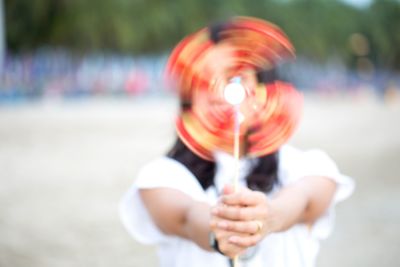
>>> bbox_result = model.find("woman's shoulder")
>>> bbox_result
[278,144,343,184]
[135,156,206,198]
[280,144,330,157]
[279,144,336,168]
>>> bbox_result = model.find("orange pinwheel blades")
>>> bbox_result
[166,16,302,161]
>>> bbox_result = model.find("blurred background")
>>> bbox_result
[0,0,399,266]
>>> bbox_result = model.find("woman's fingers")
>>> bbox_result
[212,220,263,248]
[210,187,271,251]
[222,184,235,195]
[209,227,247,258]
[221,187,266,207]
[214,219,262,235]
[211,216,266,251]
[217,235,246,258]
[228,233,262,248]
[212,205,255,220]
[212,204,265,221]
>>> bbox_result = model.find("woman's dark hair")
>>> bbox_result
[167,138,279,193]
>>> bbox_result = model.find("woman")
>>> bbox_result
[120,17,354,267]
[119,137,354,267]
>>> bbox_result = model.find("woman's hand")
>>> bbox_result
[210,185,278,252]
[211,176,337,251]
[208,226,248,258]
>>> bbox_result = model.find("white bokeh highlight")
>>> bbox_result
[223,82,246,105]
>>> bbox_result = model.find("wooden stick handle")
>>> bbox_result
[232,109,241,267]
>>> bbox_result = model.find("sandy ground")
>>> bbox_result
[0,95,399,267]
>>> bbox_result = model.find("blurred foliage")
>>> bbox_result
[4,0,400,70]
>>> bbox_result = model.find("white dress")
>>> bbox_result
[119,145,354,267]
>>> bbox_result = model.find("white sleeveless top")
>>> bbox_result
[119,145,354,267]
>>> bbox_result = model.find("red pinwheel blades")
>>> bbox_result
[166,16,303,161]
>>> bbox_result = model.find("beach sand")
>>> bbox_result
[0,95,399,267]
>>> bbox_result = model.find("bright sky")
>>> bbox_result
[340,0,372,8]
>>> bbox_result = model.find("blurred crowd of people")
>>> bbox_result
[0,49,399,103]
[0,49,167,102]
[284,55,400,102]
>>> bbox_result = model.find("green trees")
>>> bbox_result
[4,0,400,70]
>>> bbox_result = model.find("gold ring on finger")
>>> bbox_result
[254,220,263,234]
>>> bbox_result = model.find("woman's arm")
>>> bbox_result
[140,187,250,257]
[272,176,337,230]
[211,176,336,248]
[139,188,212,250]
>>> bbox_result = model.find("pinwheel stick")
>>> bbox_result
[233,109,241,191]
[232,108,242,267]
[224,78,246,267]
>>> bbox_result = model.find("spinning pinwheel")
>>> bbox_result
[166,16,303,266]
[166,16,302,161]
